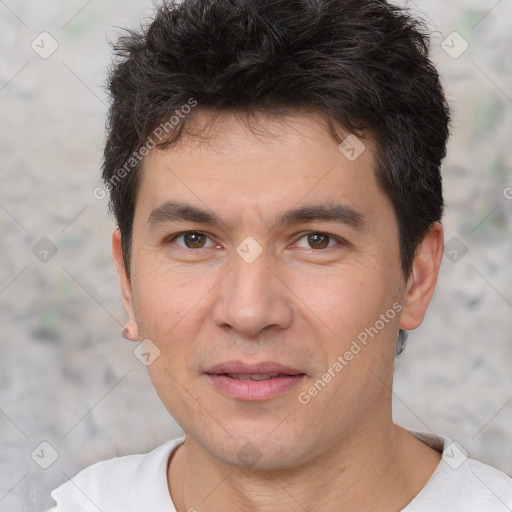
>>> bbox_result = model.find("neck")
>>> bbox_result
[168,421,441,512]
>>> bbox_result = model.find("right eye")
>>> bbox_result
[167,231,217,249]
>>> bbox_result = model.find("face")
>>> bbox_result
[114,111,439,470]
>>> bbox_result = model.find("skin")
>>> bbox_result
[113,110,444,512]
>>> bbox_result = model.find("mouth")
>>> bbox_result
[205,361,305,376]
[205,361,306,401]
[220,373,301,381]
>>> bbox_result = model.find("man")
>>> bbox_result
[47,0,512,510]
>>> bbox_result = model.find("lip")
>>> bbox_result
[205,360,306,401]
[205,360,304,376]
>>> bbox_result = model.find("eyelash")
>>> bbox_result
[167,231,346,251]
[167,231,218,249]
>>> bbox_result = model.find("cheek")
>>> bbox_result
[130,266,216,378]
[293,263,399,340]
[134,272,207,419]
[132,265,197,330]
[293,263,403,407]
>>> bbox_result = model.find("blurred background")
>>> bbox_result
[0,0,511,510]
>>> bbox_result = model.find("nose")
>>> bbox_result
[212,248,294,338]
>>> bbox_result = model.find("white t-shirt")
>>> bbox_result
[46,430,512,511]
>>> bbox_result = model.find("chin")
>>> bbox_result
[201,426,311,471]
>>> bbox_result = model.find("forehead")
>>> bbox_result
[156,109,368,163]
[135,109,394,231]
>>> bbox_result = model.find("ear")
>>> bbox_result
[399,222,444,331]
[112,227,137,327]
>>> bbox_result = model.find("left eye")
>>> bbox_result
[170,231,216,249]
[293,232,340,250]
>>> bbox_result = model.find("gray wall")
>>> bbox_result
[1,1,511,510]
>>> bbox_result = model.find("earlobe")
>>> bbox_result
[399,222,444,331]
[122,320,140,342]
[112,227,137,331]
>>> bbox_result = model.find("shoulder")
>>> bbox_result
[46,436,184,512]
[405,430,512,511]
[423,457,512,511]
[465,457,512,500]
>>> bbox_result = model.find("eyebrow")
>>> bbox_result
[148,201,221,226]
[276,201,365,230]
[147,200,366,231]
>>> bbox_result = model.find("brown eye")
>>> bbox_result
[292,231,347,251]
[184,232,206,248]
[307,233,331,249]
[171,231,214,249]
